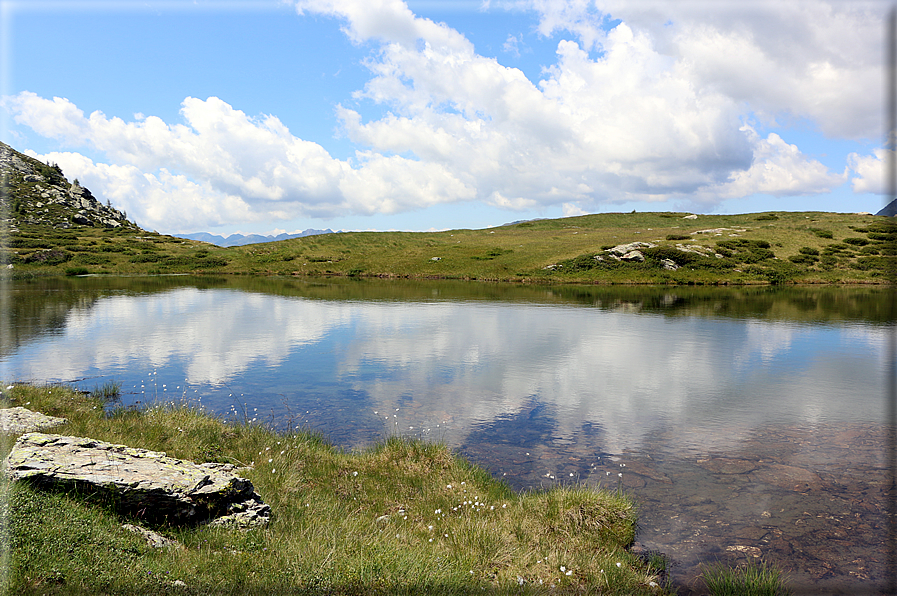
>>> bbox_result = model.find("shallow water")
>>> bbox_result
[0,276,893,594]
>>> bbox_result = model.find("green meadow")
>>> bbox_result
[3,210,895,284]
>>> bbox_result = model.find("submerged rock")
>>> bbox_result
[5,432,270,527]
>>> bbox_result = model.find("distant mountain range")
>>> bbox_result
[174,229,335,247]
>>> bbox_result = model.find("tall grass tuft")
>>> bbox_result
[89,380,121,401]
[700,558,792,596]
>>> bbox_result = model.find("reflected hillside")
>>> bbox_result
[1,276,892,362]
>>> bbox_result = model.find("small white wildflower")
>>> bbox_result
[446,484,452,489]
[618,473,623,477]
[616,562,622,568]
[560,566,566,572]
[502,504,507,508]
[435,509,441,514]
[428,525,433,530]
[272,468,276,473]
[566,570,572,576]
[429,538,433,542]
[649,581,658,588]
[352,471,358,477]
[268,458,273,463]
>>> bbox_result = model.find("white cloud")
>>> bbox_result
[3,0,863,231]
[848,148,887,195]
[690,126,847,206]
[517,0,884,140]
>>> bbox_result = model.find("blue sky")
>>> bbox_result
[0,0,889,235]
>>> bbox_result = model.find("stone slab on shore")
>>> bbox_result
[5,432,270,528]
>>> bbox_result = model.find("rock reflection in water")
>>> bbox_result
[461,419,891,595]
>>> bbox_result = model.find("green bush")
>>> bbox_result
[843,237,869,246]
[788,254,818,265]
[798,246,819,255]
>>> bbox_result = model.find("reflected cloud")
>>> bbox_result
[1,285,886,458]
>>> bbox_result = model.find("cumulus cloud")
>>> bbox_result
[690,126,846,206]
[516,0,884,140]
[848,149,886,195]
[3,0,862,230]
[5,92,475,231]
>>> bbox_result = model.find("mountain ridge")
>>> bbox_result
[174,229,334,247]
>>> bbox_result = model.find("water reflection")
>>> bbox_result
[0,277,892,593]
[5,281,887,453]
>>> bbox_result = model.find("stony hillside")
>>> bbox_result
[1,141,137,232]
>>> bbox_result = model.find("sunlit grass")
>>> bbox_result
[700,558,792,596]
[5,211,893,284]
[0,383,671,594]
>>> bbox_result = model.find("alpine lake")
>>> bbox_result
[1,275,893,594]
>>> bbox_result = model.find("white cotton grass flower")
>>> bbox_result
[616,562,622,567]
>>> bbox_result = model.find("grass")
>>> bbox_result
[699,558,791,596]
[3,211,896,284]
[89,380,122,401]
[0,383,671,595]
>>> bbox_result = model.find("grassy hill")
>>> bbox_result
[2,142,894,284]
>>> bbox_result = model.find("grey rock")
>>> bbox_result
[0,407,68,435]
[121,523,182,549]
[5,433,270,527]
[608,241,655,255]
[620,250,645,262]
[660,258,679,270]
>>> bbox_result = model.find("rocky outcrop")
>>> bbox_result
[0,141,135,231]
[5,433,270,528]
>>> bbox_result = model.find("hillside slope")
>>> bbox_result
[1,141,894,283]
[1,141,136,232]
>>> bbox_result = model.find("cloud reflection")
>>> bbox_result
[1,287,885,456]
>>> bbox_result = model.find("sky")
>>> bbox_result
[0,0,891,236]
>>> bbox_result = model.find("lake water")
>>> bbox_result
[1,276,893,594]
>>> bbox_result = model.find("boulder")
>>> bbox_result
[608,241,655,255]
[0,407,68,435]
[5,432,270,528]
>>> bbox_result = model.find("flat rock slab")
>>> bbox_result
[5,433,269,527]
[0,407,68,435]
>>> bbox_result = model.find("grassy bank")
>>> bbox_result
[3,211,895,284]
[0,384,672,595]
